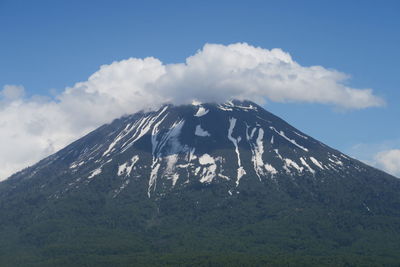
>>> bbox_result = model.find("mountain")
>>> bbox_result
[1,100,400,266]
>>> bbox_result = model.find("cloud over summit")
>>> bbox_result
[0,43,384,180]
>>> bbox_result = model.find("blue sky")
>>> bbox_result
[1,0,399,178]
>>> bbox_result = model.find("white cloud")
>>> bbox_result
[348,140,400,178]
[158,43,384,109]
[0,84,25,100]
[0,43,385,180]
[374,149,400,178]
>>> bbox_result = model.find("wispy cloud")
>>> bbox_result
[0,43,384,180]
[348,139,400,178]
[374,149,400,178]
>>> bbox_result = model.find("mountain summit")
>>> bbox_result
[1,100,400,266]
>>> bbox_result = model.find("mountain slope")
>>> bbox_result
[1,100,400,266]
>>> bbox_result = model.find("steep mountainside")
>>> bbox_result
[1,100,400,266]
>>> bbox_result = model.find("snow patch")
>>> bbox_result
[194,106,209,117]
[217,105,233,111]
[199,154,215,165]
[269,126,309,152]
[148,119,187,197]
[88,168,102,179]
[235,104,258,111]
[113,180,130,198]
[341,153,350,159]
[300,157,315,174]
[218,173,229,180]
[198,154,218,183]
[363,202,371,212]
[283,158,303,173]
[265,164,278,175]
[237,167,246,181]
[293,131,308,139]
[103,122,135,157]
[246,126,272,180]
[274,149,283,159]
[328,157,344,166]
[253,128,266,178]
[69,161,85,169]
[70,163,77,169]
[170,173,180,186]
[164,154,180,186]
[310,157,324,169]
[228,117,246,186]
[121,106,169,153]
[148,162,160,197]
[117,155,139,177]
[195,125,210,137]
